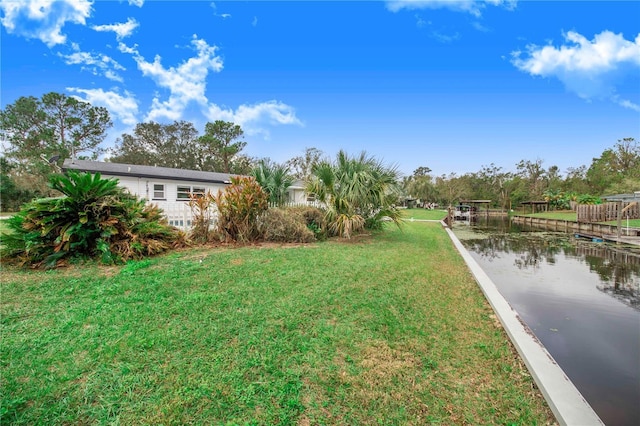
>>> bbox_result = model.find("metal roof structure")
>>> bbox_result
[62,159,237,185]
[601,192,640,202]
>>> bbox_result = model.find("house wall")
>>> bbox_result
[101,173,317,229]
[288,187,307,204]
[101,174,229,229]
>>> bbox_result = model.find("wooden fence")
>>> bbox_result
[577,202,639,223]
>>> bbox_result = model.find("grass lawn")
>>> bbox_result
[601,218,640,228]
[1,223,554,424]
[520,211,577,221]
[400,208,447,221]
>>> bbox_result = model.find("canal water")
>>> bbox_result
[453,218,640,426]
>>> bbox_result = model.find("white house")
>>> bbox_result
[62,159,310,228]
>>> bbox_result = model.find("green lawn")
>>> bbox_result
[521,211,577,221]
[401,208,447,221]
[602,218,640,228]
[1,223,554,424]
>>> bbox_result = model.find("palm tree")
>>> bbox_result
[250,160,295,207]
[306,150,402,238]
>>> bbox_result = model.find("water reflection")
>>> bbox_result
[461,230,640,310]
[454,218,640,425]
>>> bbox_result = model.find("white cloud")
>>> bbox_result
[431,30,460,43]
[612,96,640,113]
[512,30,640,110]
[206,101,302,137]
[118,34,301,134]
[92,18,138,40]
[210,2,231,19]
[67,87,139,126]
[0,0,92,46]
[128,0,144,7]
[386,0,516,17]
[58,49,125,82]
[472,21,490,33]
[119,35,224,122]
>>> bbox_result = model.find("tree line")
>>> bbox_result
[2,92,638,212]
[403,137,639,210]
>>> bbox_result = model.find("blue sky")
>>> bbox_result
[1,0,639,177]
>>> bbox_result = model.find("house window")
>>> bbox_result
[177,185,206,200]
[152,184,165,200]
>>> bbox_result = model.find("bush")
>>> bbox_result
[259,208,316,243]
[577,194,602,205]
[214,176,268,242]
[188,191,217,244]
[289,206,327,240]
[0,171,184,268]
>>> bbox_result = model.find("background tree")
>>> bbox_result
[1,92,111,166]
[586,137,639,194]
[285,147,324,181]
[108,121,200,169]
[198,120,246,173]
[562,165,590,195]
[434,173,469,207]
[515,159,547,200]
[227,154,257,175]
[1,92,112,197]
[0,157,31,212]
[403,166,438,205]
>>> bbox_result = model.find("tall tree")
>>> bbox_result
[198,120,246,173]
[285,147,324,181]
[1,92,111,166]
[1,92,111,197]
[516,158,547,200]
[435,173,469,206]
[586,138,640,194]
[108,121,200,169]
[403,166,438,204]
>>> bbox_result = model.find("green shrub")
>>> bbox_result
[577,194,602,205]
[214,176,268,242]
[0,171,184,268]
[259,208,316,243]
[289,206,327,240]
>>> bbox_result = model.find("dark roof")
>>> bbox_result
[62,159,238,185]
[601,192,640,202]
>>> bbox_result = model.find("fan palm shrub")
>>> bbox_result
[1,171,183,268]
[251,160,295,206]
[306,150,402,238]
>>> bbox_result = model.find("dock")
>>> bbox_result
[574,232,640,247]
[602,234,640,246]
[512,215,640,247]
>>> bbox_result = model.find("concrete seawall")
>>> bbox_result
[442,221,603,425]
[512,215,640,237]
